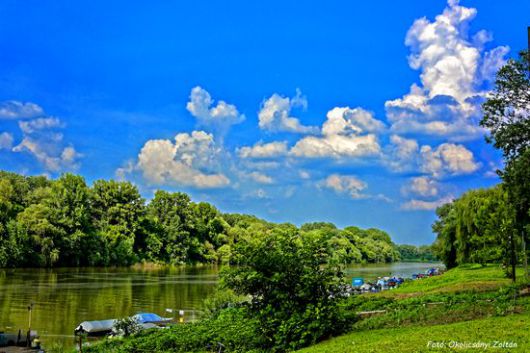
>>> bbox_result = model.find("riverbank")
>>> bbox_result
[297,265,530,353]
[76,264,530,353]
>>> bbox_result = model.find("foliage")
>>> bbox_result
[221,228,355,352]
[0,170,400,268]
[481,50,530,161]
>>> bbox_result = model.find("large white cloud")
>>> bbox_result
[289,107,383,159]
[186,86,244,131]
[290,134,380,159]
[258,89,317,133]
[322,107,385,136]
[237,141,288,159]
[0,100,44,120]
[137,130,230,188]
[385,0,509,141]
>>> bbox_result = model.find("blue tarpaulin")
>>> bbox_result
[352,277,364,287]
[133,313,164,323]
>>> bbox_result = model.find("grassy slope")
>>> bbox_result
[298,265,530,353]
[379,264,523,298]
[296,312,530,353]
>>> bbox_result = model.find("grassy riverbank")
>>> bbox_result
[380,264,525,297]
[296,312,530,353]
[298,265,530,353]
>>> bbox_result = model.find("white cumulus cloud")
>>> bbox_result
[258,89,317,133]
[385,0,509,141]
[137,130,230,188]
[322,107,385,136]
[290,134,381,159]
[186,86,244,134]
[290,106,384,159]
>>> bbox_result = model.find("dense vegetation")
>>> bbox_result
[433,51,530,281]
[0,171,400,267]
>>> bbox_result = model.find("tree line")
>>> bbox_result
[0,171,401,267]
[432,51,530,280]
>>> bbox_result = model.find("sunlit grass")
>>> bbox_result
[296,312,530,353]
[378,264,525,298]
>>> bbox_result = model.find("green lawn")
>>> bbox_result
[379,265,524,298]
[296,312,530,353]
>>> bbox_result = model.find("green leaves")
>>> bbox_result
[481,50,530,161]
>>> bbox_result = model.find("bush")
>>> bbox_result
[85,307,262,353]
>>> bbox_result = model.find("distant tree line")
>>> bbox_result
[0,171,400,267]
[432,51,530,280]
[396,244,437,262]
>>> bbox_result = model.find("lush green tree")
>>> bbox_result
[481,50,530,280]
[146,190,196,264]
[90,180,144,265]
[221,227,349,352]
[481,51,530,161]
[432,186,516,273]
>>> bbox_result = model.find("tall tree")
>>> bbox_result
[481,50,530,280]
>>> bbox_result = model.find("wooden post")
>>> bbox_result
[78,334,83,353]
[27,303,33,347]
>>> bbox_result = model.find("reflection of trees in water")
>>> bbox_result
[0,267,218,347]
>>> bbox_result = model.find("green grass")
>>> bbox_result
[296,312,530,353]
[379,264,524,298]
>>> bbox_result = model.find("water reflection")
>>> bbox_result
[0,266,218,348]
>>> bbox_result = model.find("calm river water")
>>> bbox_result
[0,262,440,349]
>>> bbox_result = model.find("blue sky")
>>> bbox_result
[0,0,529,244]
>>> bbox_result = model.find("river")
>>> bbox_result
[0,262,440,349]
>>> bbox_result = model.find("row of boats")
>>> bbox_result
[348,267,442,294]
